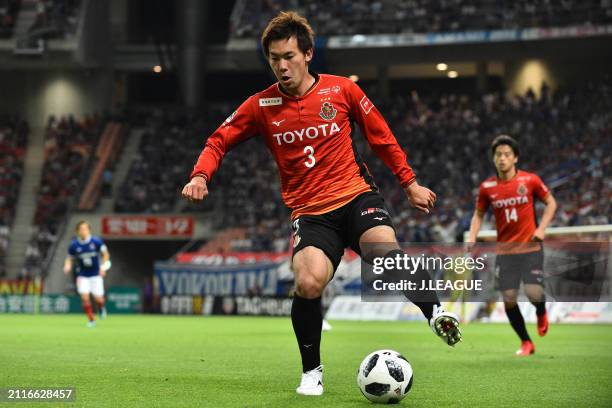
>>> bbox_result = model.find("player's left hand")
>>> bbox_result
[99,269,107,278]
[464,240,476,254]
[532,228,545,242]
[404,182,436,214]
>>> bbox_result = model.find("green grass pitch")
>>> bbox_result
[1,315,612,407]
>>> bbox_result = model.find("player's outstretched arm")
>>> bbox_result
[345,80,418,192]
[186,97,257,202]
[533,193,557,241]
[182,175,209,202]
[404,182,436,214]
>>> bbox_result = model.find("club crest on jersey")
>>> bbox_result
[319,102,337,121]
[517,183,527,195]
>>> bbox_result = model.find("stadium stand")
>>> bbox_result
[113,109,211,214]
[0,115,27,277]
[231,0,612,38]
[114,106,290,252]
[0,0,19,38]
[359,77,611,243]
[28,0,81,39]
[77,122,126,211]
[22,114,102,277]
[115,76,611,254]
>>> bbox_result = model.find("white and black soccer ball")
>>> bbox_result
[357,349,413,404]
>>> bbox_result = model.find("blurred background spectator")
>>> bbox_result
[22,114,101,276]
[0,0,19,38]
[231,0,612,38]
[0,114,27,276]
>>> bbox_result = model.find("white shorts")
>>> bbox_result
[76,276,105,297]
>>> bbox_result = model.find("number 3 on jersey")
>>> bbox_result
[504,207,518,223]
[304,146,316,168]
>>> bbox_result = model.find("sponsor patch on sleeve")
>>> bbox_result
[359,95,374,114]
[223,110,237,125]
[259,97,283,107]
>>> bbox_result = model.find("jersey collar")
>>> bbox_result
[77,236,92,245]
[497,168,520,183]
[276,71,320,100]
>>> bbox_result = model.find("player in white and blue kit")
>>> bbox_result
[63,221,111,327]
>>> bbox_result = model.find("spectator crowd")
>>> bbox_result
[115,105,289,253]
[0,115,27,277]
[114,77,611,253]
[29,0,80,39]
[0,0,19,38]
[231,0,612,38]
[22,114,101,277]
[359,78,611,243]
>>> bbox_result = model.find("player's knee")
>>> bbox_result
[503,299,518,309]
[527,295,545,304]
[295,272,325,299]
[362,243,401,265]
[524,286,545,302]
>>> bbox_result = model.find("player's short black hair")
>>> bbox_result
[261,11,314,59]
[75,220,90,232]
[491,134,519,157]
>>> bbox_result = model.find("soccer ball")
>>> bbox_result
[357,349,413,404]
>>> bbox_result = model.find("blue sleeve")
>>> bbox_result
[68,241,76,256]
[94,237,106,252]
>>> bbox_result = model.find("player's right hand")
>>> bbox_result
[404,182,436,214]
[182,176,208,202]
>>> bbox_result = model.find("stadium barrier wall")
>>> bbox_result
[0,287,141,314]
[154,261,285,297]
[159,295,292,316]
[326,295,612,324]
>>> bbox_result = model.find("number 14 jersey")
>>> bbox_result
[477,170,550,246]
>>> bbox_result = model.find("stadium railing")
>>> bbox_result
[467,225,612,241]
[78,122,126,211]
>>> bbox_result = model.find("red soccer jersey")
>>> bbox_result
[477,170,550,252]
[191,73,416,219]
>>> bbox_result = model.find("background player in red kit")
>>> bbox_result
[467,135,557,356]
[182,11,461,395]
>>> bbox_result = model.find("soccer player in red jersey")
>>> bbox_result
[182,11,461,395]
[467,135,557,356]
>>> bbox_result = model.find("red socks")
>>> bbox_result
[83,301,95,321]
